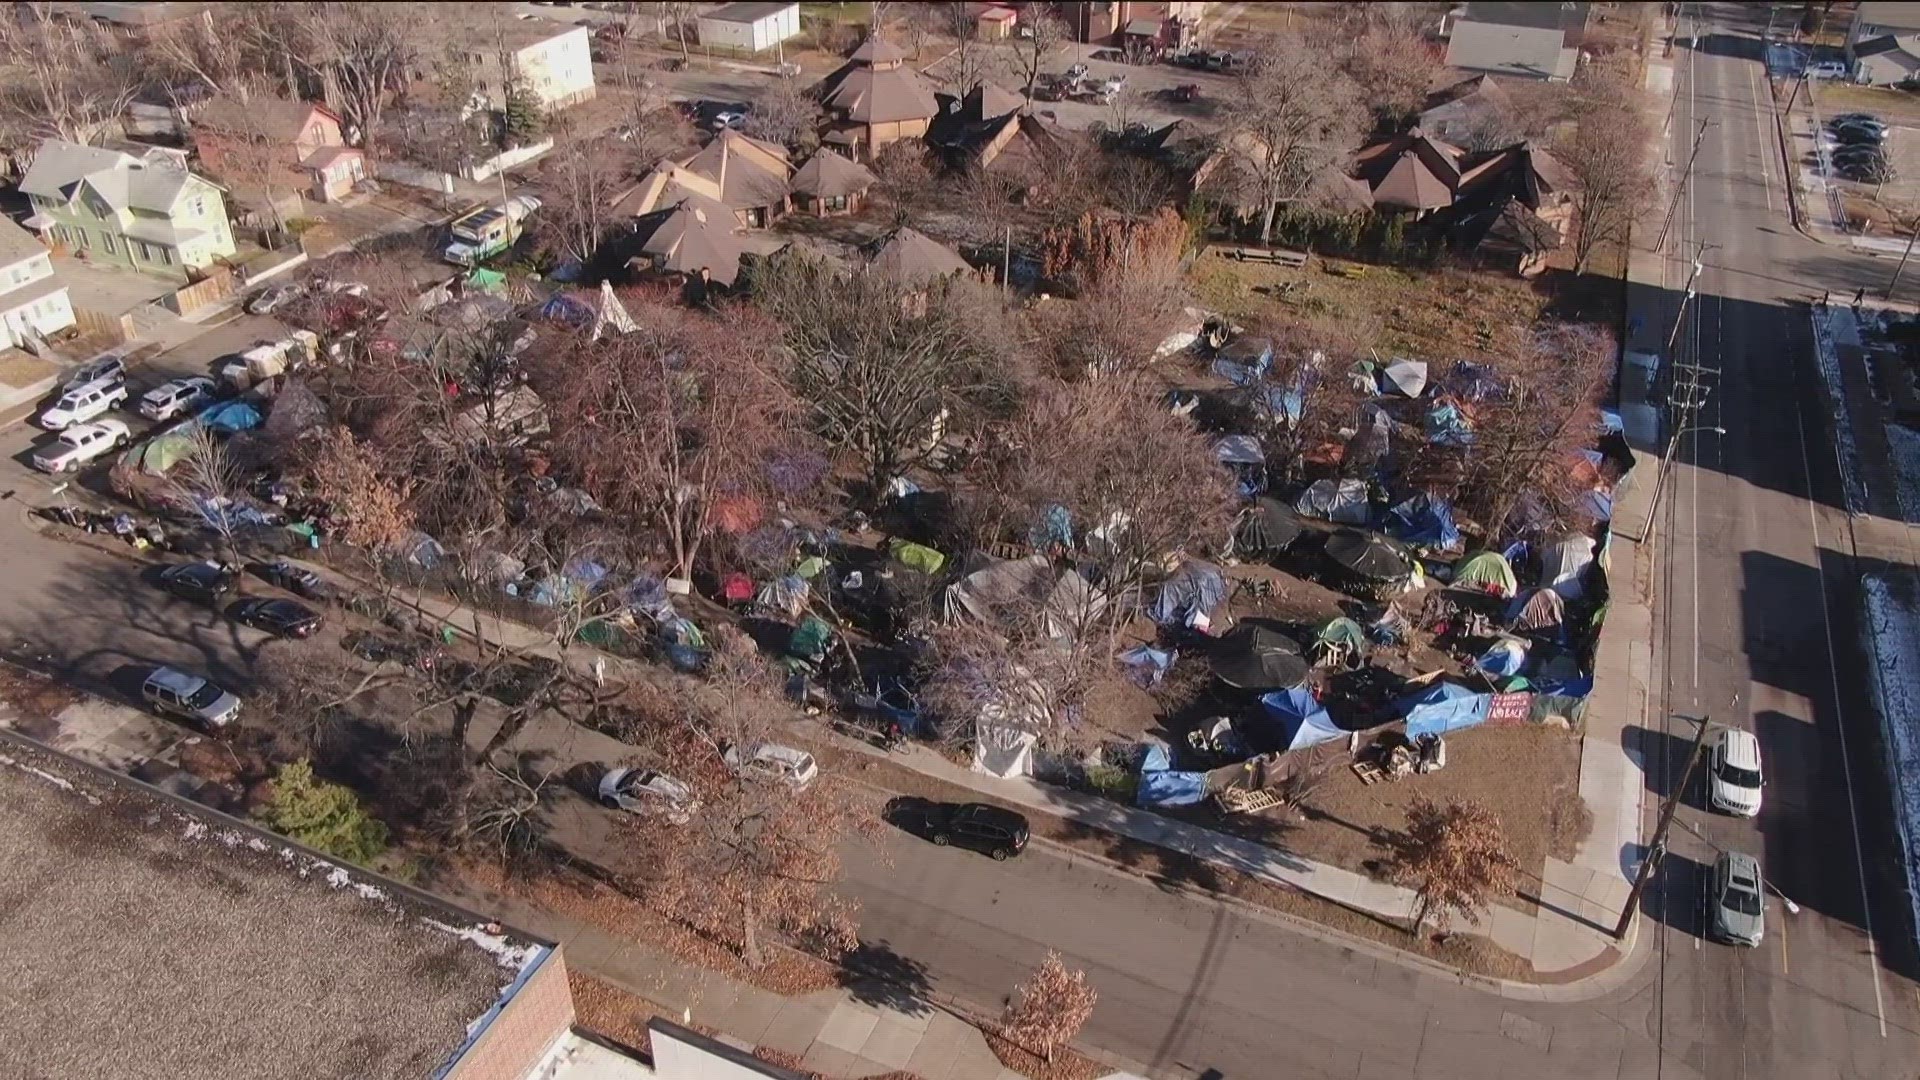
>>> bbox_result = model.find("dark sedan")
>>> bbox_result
[884,797,1030,860]
[248,559,330,600]
[229,597,324,638]
[157,561,237,603]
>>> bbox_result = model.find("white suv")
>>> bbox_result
[39,382,127,430]
[1707,727,1764,817]
[139,376,216,421]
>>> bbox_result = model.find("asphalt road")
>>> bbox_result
[2,7,1919,1078]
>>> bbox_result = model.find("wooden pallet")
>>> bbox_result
[1351,761,1390,786]
[1215,787,1283,814]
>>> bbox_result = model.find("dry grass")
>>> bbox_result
[569,971,674,1055]
[1188,252,1550,364]
[811,739,1541,982]
[984,1030,1106,1080]
[0,662,83,719]
[0,350,56,389]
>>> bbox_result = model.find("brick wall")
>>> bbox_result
[445,947,577,1080]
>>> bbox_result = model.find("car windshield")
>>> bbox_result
[186,682,224,709]
[1718,761,1762,788]
[1726,885,1763,917]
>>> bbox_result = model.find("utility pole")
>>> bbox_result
[1614,715,1714,940]
[1665,242,1712,353]
[1642,357,1722,551]
[1656,119,1713,252]
[1887,218,1920,299]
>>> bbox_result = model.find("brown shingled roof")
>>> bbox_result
[790,149,876,198]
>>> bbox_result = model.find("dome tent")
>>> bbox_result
[1452,550,1518,599]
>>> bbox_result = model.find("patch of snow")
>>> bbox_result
[423,918,543,973]
[0,752,102,804]
[1885,423,1920,524]
[181,820,207,840]
[1861,574,1920,943]
[324,864,389,902]
[1808,307,1868,514]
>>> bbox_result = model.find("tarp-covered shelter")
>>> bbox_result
[125,423,203,476]
[1386,493,1460,549]
[1398,681,1492,739]
[1137,744,1209,807]
[888,538,945,575]
[198,399,261,434]
[944,554,1108,640]
[1232,497,1306,559]
[1211,335,1272,386]
[1209,623,1308,690]
[1442,359,1503,400]
[1541,533,1596,599]
[1344,404,1393,475]
[1296,478,1370,524]
[1452,550,1518,598]
[1323,528,1413,583]
[1425,399,1474,446]
[1253,687,1344,752]
[1147,560,1227,627]
[1309,616,1368,668]
[1508,588,1566,632]
[1214,433,1266,496]
[1380,358,1429,398]
[972,675,1046,778]
[1475,638,1528,677]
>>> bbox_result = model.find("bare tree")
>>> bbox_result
[869,140,937,223]
[615,66,698,167]
[751,252,1020,503]
[937,1,994,93]
[1001,951,1097,1063]
[285,2,422,165]
[537,131,630,267]
[1213,37,1369,243]
[0,4,139,144]
[1386,796,1520,934]
[1337,22,1444,132]
[445,758,559,866]
[144,5,253,98]
[659,1,697,67]
[1555,67,1653,274]
[194,79,304,239]
[1009,7,1068,107]
[163,426,245,565]
[923,598,1107,753]
[745,75,825,154]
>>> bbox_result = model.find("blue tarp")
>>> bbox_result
[1476,639,1528,677]
[198,399,261,434]
[1252,383,1303,425]
[1146,561,1227,626]
[1386,493,1460,549]
[1443,360,1504,401]
[1211,336,1273,386]
[1256,687,1344,751]
[1029,503,1073,548]
[537,292,594,327]
[1425,400,1474,446]
[1119,645,1175,688]
[1137,743,1209,807]
[1579,488,1614,523]
[1398,682,1493,739]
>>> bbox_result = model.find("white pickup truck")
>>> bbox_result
[33,419,130,473]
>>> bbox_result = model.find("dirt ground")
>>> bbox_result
[0,350,56,390]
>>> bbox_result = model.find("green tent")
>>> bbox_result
[888,539,945,576]
[124,427,202,476]
[789,615,833,660]
[1312,616,1367,651]
[1453,550,1517,599]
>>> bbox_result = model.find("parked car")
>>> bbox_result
[39,382,127,430]
[138,376,217,421]
[1830,115,1889,136]
[1807,59,1852,80]
[1706,727,1763,817]
[246,284,300,315]
[1833,148,1894,182]
[1828,111,1882,128]
[248,559,330,599]
[597,767,697,823]
[710,110,747,130]
[1707,850,1766,946]
[1064,62,1088,81]
[885,798,1030,860]
[31,419,129,473]
[142,666,241,730]
[1832,121,1888,145]
[722,742,818,789]
[156,560,238,603]
[62,353,127,394]
[228,597,324,638]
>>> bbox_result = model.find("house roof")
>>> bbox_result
[702,1,796,22]
[0,734,546,1080]
[865,226,970,284]
[679,128,792,210]
[1455,141,1574,206]
[196,96,336,143]
[814,37,939,124]
[790,149,876,197]
[632,198,746,285]
[1421,74,1513,115]
[301,145,363,171]
[1856,31,1920,60]
[1353,129,1466,209]
[0,215,48,267]
[1460,1,1589,33]
[1859,2,1920,32]
[20,139,209,214]
[926,82,1031,160]
[1373,151,1457,209]
[1447,20,1578,79]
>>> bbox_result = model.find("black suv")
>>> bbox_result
[886,798,1030,860]
[157,561,237,603]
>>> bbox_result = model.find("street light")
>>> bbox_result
[1642,425,1727,552]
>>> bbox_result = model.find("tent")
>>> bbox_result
[1452,550,1517,598]
[888,538,945,576]
[1508,588,1566,632]
[1443,360,1503,401]
[1379,358,1429,397]
[1233,498,1306,559]
[1398,682,1493,739]
[1214,434,1266,496]
[756,575,811,618]
[944,554,1107,639]
[1137,744,1210,807]
[1344,403,1393,474]
[1322,528,1412,583]
[125,424,203,476]
[789,615,834,661]
[973,678,1046,777]
[1119,645,1175,688]
[1209,623,1308,690]
[1147,561,1227,627]
[1541,533,1596,599]
[1309,616,1368,668]
[537,291,595,328]
[1425,399,1474,446]
[1211,335,1273,385]
[1475,638,1528,678]
[1386,493,1460,550]
[1253,687,1345,752]
[1296,478,1370,524]
[198,399,261,434]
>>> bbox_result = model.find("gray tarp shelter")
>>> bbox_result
[944,554,1107,639]
[1296,478,1370,524]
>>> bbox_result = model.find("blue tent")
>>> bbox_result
[1137,744,1209,807]
[1211,336,1272,386]
[1475,639,1528,678]
[1255,687,1345,752]
[1398,682,1493,739]
[1425,400,1474,446]
[537,292,594,327]
[1386,493,1460,549]
[198,399,261,434]
[1146,561,1226,627]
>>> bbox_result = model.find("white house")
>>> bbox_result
[456,23,597,111]
[0,217,73,351]
[696,2,801,53]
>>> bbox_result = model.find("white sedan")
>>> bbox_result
[32,419,130,473]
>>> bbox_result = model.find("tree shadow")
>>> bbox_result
[837,941,937,1018]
